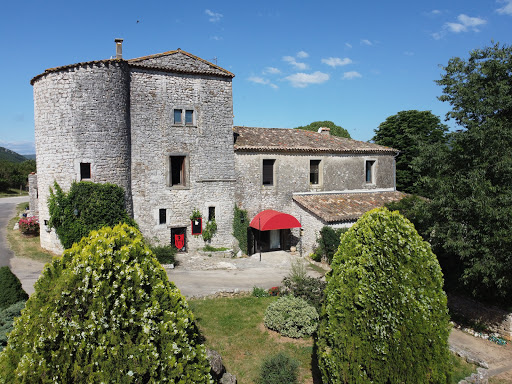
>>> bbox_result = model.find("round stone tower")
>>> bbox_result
[32,60,132,253]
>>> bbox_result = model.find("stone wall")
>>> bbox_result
[129,68,236,250]
[33,61,132,253]
[234,151,396,219]
[28,173,38,215]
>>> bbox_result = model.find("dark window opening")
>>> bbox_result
[185,110,194,125]
[263,159,275,186]
[174,109,182,124]
[310,160,321,184]
[170,156,186,186]
[208,206,216,222]
[366,160,375,183]
[159,208,166,225]
[80,163,91,180]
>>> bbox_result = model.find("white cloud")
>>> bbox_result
[321,57,352,67]
[445,14,487,33]
[296,51,309,58]
[210,36,222,41]
[205,9,223,22]
[361,39,373,46]
[497,0,512,15]
[345,43,352,48]
[285,71,329,88]
[404,51,414,56]
[263,67,281,75]
[342,71,362,80]
[283,55,309,70]
[431,9,442,15]
[248,76,278,89]
[0,140,35,155]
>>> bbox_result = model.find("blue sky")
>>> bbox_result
[0,0,511,154]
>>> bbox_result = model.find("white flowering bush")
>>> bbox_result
[317,208,451,383]
[0,224,212,383]
[264,296,318,338]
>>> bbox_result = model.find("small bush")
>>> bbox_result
[252,286,270,297]
[258,352,299,384]
[0,266,28,310]
[0,301,25,352]
[281,276,326,311]
[233,205,249,255]
[17,216,39,235]
[264,296,318,338]
[148,244,177,265]
[202,219,217,242]
[314,226,347,264]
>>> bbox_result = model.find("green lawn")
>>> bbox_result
[189,295,316,383]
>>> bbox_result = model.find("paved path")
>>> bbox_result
[0,196,29,267]
[450,327,512,382]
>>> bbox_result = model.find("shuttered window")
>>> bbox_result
[262,159,275,185]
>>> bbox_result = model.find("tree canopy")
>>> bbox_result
[413,43,512,301]
[294,121,351,138]
[317,208,451,384]
[372,110,448,194]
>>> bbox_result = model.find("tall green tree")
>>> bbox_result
[295,121,351,138]
[422,43,512,300]
[372,110,448,194]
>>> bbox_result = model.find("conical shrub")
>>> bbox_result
[0,224,211,383]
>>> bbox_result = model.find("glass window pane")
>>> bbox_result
[174,109,182,124]
[185,110,193,124]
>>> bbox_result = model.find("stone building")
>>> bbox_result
[30,40,402,255]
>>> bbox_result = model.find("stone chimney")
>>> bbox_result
[115,38,123,59]
[317,127,330,135]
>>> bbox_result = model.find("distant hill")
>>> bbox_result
[23,154,36,160]
[0,147,28,163]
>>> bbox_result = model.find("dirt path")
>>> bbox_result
[450,328,512,382]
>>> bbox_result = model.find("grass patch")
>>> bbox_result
[450,353,478,383]
[190,296,480,384]
[6,203,54,263]
[0,189,28,197]
[202,245,230,252]
[189,296,314,384]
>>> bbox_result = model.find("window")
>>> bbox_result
[159,209,166,225]
[170,156,186,186]
[80,163,91,180]
[262,159,275,186]
[173,108,195,125]
[173,109,182,124]
[310,160,321,185]
[365,160,376,183]
[208,206,216,222]
[185,110,194,125]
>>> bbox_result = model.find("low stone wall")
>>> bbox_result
[448,293,512,341]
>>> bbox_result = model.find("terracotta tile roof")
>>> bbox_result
[233,126,397,154]
[293,191,406,222]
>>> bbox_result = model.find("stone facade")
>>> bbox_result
[30,44,399,255]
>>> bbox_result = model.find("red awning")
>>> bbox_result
[249,210,301,231]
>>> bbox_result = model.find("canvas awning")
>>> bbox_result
[249,210,301,231]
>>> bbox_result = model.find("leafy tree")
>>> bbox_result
[419,43,512,300]
[0,267,28,310]
[295,121,351,138]
[0,301,25,352]
[372,110,448,194]
[0,224,211,383]
[317,208,451,384]
[48,181,136,249]
[0,160,36,192]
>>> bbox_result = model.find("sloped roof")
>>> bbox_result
[233,126,397,154]
[293,191,406,222]
[128,49,234,78]
[31,49,234,85]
